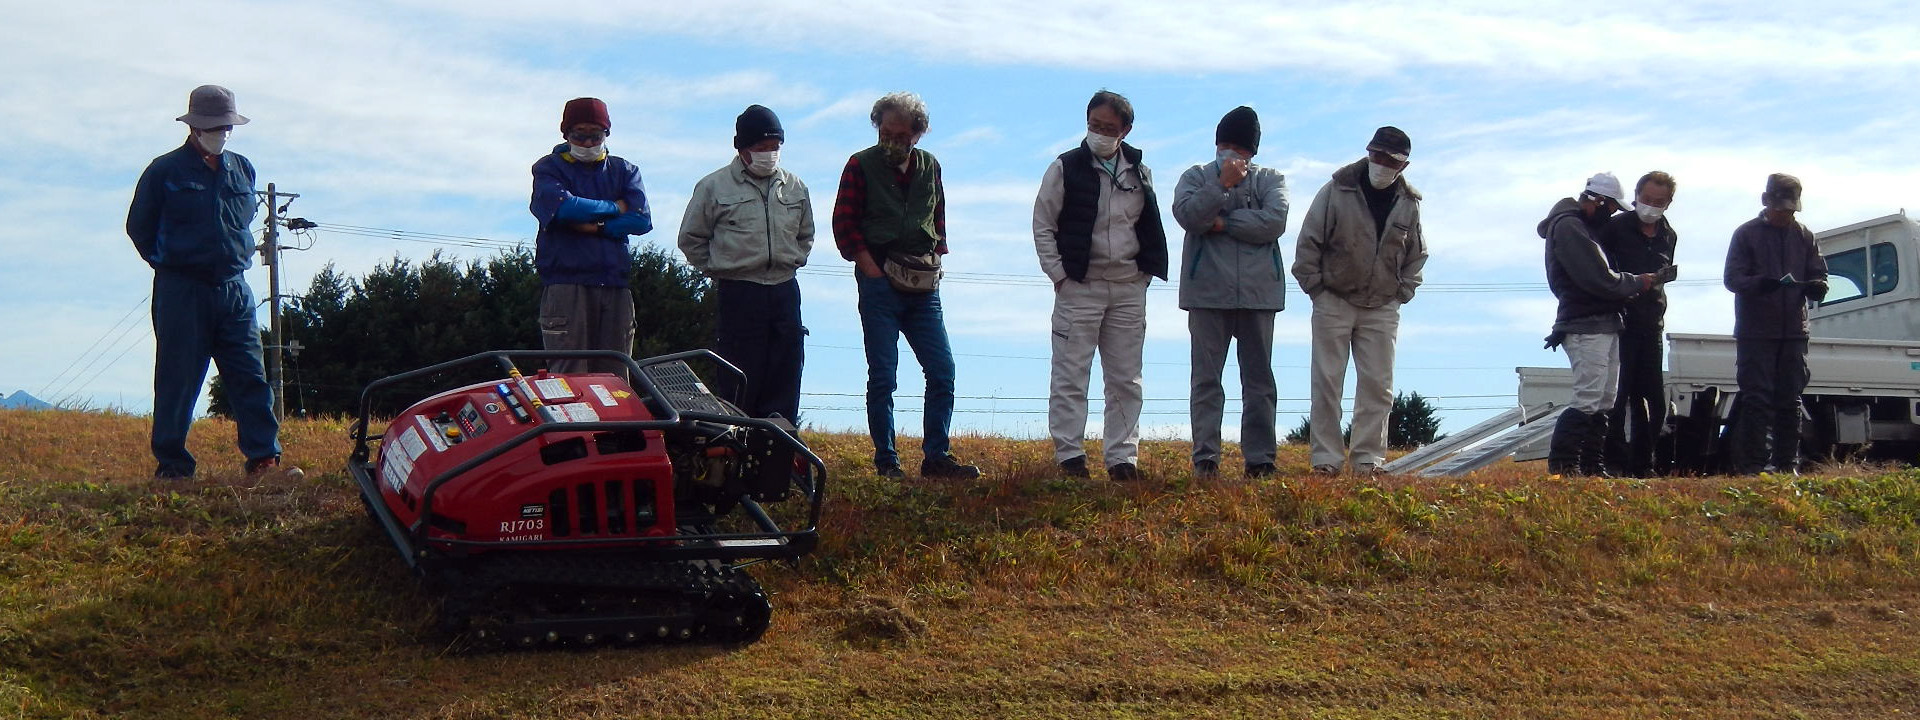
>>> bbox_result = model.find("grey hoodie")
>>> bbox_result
[1539,197,1640,334]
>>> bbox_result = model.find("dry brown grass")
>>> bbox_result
[2,409,1917,718]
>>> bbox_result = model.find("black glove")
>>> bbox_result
[1543,331,1566,351]
[1803,279,1828,302]
[1653,264,1678,284]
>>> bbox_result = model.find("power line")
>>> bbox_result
[39,294,150,399]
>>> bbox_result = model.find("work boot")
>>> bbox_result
[1108,462,1141,482]
[1059,455,1091,479]
[1580,411,1613,478]
[1192,459,1219,480]
[1245,463,1276,479]
[875,464,907,481]
[921,454,982,480]
[1546,409,1587,476]
[1310,464,1341,477]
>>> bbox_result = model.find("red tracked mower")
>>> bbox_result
[346,349,824,647]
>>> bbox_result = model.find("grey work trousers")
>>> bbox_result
[1308,293,1401,469]
[538,283,636,376]
[1188,308,1278,465]
[1564,332,1621,414]
[1048,277,1148,466]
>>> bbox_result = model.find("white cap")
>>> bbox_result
[1583,172,1633,210]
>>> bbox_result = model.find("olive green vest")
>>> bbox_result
[856,145,941,256]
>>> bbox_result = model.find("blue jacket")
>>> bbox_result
[530,144,652,287]
[127,142,258,283]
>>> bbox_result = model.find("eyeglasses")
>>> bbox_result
[566,129,608,143]
[1087,120,1125,137]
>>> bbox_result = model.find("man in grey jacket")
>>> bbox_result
[1032,90,1169,481]
[1540,172,1660,477]
[1172,106,1290,480]
[1292,127,1426,476]
[677,105,814,421]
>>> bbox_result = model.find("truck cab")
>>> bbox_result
[1809,212,1920,341]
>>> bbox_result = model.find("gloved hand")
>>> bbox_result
[1543,331,1566,351]
[1803,279,1828,302]
[1653,264,1678,284]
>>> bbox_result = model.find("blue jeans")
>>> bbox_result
[151,270,280,476]
[855,273,955,468]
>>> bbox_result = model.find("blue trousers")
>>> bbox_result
[855,274,955,468]
[151,270,280,476]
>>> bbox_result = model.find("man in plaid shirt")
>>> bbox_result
[832,92,981,481]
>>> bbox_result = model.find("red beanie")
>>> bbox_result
[561,98,611,133]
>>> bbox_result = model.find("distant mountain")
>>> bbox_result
[2,391,52,410]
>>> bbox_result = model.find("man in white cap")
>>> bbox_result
[1537,173,1663,477]
[127,85,288,480]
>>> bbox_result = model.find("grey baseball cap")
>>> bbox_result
[176,85,250,129]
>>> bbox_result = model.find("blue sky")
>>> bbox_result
[4,1,1917,444]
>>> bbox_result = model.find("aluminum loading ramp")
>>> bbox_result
[1381,404,1567,477]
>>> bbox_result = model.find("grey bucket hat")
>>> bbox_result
[176,85,250,129]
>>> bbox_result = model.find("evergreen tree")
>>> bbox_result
[212,244,710,417]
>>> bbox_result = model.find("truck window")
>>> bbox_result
[1871,241,1899,295]
[1822,247,1867,305]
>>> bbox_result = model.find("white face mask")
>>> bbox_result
[1085,131,1121,159]
[568,143,606,162]
[746,150,780,177]
[195,129,229,155]
[1636,203,1665,223]
[1366,161,1400,189]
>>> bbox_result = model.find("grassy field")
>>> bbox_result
[2,408,1918,719]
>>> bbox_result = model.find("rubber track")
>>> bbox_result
[434,552,771,649]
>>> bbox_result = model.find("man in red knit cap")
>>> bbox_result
[529,97,653,374]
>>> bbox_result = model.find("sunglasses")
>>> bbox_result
[566,129,608,143]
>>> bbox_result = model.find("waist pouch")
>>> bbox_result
[883,251,942,293]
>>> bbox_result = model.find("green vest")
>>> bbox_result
[856,145,941,256]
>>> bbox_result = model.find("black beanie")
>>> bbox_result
[733,105,784,150]
[1215,106,1260,154]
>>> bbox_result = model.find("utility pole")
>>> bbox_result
[259,184,299,421]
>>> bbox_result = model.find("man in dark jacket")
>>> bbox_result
[127,85,290,480]
[1031,90,1168,482]
[1599,171,1679,477]
[1540,172,1659,476]
[529,97,652,375]
[1723,173,1828,474]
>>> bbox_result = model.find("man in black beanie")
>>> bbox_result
[677,104,815,421]
[1172,106,1290,481]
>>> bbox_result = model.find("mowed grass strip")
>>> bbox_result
[0,409,1916,718]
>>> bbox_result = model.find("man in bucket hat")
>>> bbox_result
[530,97,653,376]
[1723,173,1827,475]
[127,85,293,480]
[1538,172,1664,477]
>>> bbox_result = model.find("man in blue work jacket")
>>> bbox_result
[529,97,652,375]
[126,85,285,480]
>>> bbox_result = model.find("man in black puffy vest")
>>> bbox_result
[1031,90,1169,482]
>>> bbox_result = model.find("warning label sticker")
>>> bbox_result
[534,377,576,401]
[415,415,447,452]
[383,427,429,491]
[555,402,600,423]
[589,384,618,407]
